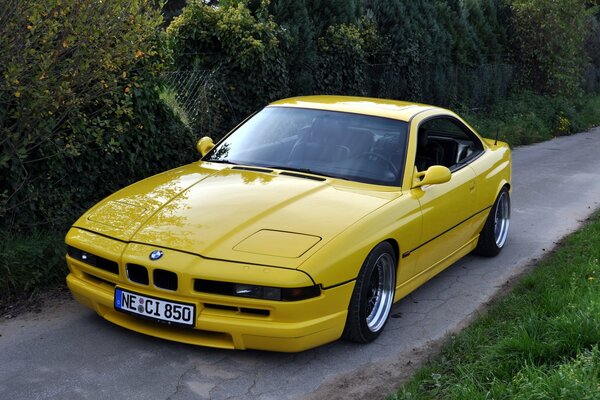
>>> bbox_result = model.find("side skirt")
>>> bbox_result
[393,235,479,303]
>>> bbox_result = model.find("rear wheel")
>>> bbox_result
[343,242,396,343]
[474,187,510,257]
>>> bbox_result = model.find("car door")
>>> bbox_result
[404,114,481,279]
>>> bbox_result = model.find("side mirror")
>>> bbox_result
[413,165,451,188]
[196,136,215,157]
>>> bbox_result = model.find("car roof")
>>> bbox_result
[269,95,440,122]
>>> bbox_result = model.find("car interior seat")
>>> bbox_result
[288,116,351,162]
[415,129,445,171]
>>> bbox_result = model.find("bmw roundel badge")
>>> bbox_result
[149,250,164,261]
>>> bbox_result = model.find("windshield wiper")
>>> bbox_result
[264,165,349,181]
[205,159,239,165]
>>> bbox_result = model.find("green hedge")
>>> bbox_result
[167,0,597,138]
[509,0,591,96]
[315,18,380,96]
[168,0,289,139]
[0,0,195,234]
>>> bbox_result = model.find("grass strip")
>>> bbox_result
[391,212,600,400]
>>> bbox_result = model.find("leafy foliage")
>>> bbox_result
[168,0,289,139]
[304,0,362,38]
[360,0,510,106]
[168,0,596,115]
[0,0,194,233]
[509,0,591,96]
[0,233,66,304]
[315,18,380,96]
[269,0,318,94]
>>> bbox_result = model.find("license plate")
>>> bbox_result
[114,288,196,328]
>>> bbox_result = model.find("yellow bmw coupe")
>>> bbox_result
[66,96,511,352]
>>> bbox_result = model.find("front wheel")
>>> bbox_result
[474,187,510,257]
[343,242,397,343]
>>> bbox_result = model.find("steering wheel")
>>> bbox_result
[357,152,400,177]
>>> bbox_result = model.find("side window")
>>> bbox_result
[415,117,483,171]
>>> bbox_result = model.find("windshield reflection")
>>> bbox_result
[206,107,408,186]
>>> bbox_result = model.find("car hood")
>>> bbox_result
[74,162,400,268]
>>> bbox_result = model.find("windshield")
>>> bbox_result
[206,107,408,186]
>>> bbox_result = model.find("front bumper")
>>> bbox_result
[66,228,352,352]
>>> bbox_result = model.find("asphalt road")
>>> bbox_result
[1,128,600,400]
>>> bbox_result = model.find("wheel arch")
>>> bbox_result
[493,179,511,200]
[384,238,400,267]
[342,239,397,342]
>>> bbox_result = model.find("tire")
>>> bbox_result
[343,242,397,343]
[474,187,510,257]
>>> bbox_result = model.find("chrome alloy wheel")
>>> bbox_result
[365,252,395,332]
[494,190,510,248]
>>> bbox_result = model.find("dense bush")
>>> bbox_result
[168,0,289,139]
[0,233,66,304]
[315,18,380,96]
[168,0,597,118]
[304,0,362,38]
[268,0,318,94]
[355,0,511,107]
[0,0,194,234]
[509,0,591,97]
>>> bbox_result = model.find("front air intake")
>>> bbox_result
[126,264,149,285]
[153,269,178,291]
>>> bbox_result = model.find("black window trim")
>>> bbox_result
[413,114,486,174]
